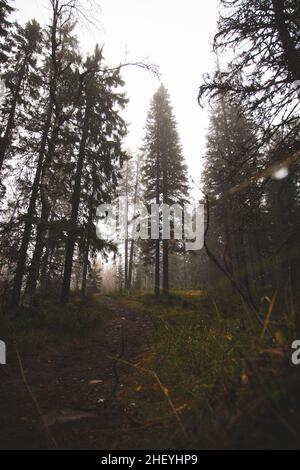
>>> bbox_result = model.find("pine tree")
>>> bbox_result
[23,23,81,304]
[202,95,264,304]
[141,84,189,295]
[199,0,300,328]
[116,153,142,290]
[0,20,42,177]
[199,0,300,143]
[11,0,80,306]
[0,0,14,63]
[128,155,141,290]
[60,45,127,303]
[87,259,103,294]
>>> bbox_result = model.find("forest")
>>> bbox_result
[0,0,300,452]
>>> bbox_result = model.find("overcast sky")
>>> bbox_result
[13,0,219,197]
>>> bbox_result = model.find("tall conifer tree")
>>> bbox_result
[141,84,188,294]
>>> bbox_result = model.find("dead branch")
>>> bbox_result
[15,345,59,450]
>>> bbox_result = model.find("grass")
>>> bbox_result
[113,288,300,449]
[0,296,114,357]
[1,288,299,448]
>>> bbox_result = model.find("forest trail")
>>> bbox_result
[0,296,153,450]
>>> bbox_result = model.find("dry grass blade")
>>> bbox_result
[15,346,59,450]
[259,289,278,345]
[107,355,188,439]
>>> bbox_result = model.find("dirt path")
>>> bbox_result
[0,296,153,450]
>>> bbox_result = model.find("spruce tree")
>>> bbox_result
[23,23,81,304]
[202,95,263,303]
[0,0,14,63]
[141,84,188,295]
[60,45,127,303]
[0,20,42,176]
[199,0,300,141]
[11,1,80,306]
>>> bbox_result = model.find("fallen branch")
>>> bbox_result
[15,345,59,450]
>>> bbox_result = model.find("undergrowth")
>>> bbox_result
[0,296,113,357]
[115,288,300,449]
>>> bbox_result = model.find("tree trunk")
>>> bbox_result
[10,0,63,306]
[81,243,89,298]
[162,135,169,294]
[154,239,160,296]
[128,157,140,290]
[10,97,54,306]
[272,0,300,84]
[124,238,129,290]
[0,56,27,175]
[128,239,134,290]
[23,119,61,303]
[23,185,51,304]
[40,245,51,293]
[123,160,129,290]
[162,239,169,293]
[60,100,90,303]
[154,153,160,296]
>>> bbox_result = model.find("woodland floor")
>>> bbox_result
[0,296,155,450]
[1,291,300,450]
